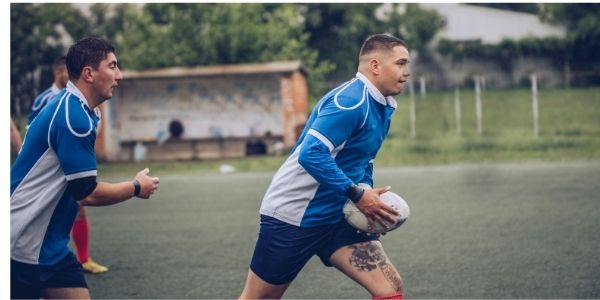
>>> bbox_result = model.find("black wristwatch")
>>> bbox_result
[133,179,141,197]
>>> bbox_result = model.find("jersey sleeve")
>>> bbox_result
[358,160,374,188]
[309,95,367,148]
[297,95,368,194]
[298,134,354,194]
[50,98,97,181]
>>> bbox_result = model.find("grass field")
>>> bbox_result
[84,161,600,298]
[379,86,600,165]
[10,87,600,298]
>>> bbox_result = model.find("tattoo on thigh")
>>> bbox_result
[348,242,385,272]
[348,242,403,292]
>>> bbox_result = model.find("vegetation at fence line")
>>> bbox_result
[437,4,600,86]
[379,86,600,164]
[89,86,600,176]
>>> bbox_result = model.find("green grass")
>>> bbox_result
[97,155,288,177]
[84,161,600,298]
[92,86,600,176]
[379,86,600,165]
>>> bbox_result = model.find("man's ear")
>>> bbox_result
[80,66,94,83]
[369,58,380,76]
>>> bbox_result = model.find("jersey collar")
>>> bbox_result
[51,83,62,94]
[66,81,101,119]
[356,72,397,109]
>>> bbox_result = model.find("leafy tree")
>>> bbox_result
[301,3,386,80]
[540,4,600,66]
[11,3,333,111]
[11,3,86,115]
[11,3,446,111]
[384,4,444,56]
[87,3,133,42]
[538,4,600,84]
[116,3,333,99]
[302,3,444,83]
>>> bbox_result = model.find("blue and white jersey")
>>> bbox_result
[11,81,100,265]
[260,72,397,227]
[27,83,63,126]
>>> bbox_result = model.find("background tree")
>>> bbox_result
[101,3,334,101]
[540,4,600,66]
[301,3,386,82]
[384,4,444,61]
[11,3,446,114]
[301,3,443,90]
[11,3,88,115]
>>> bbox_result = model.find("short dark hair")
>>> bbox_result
[52,56,66,72]
[66,37,116,80]
[359,34,408,57]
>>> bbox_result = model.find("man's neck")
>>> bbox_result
[70,80,100,109]
[54,81,66,90]
[357,66,383,95]
[355,70,397,108]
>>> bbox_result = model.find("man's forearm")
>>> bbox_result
[79,181,136,206]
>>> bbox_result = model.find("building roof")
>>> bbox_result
[418,3,566,44]
[122,60,307,79]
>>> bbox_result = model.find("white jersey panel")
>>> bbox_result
[260,136,346,226]
[10,149,67,264]
[260,146,319,226]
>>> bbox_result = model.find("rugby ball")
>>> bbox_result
[343,191,410,234]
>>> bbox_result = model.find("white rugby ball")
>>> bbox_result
[343,191,410,234]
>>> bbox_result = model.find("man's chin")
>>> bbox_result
[389,87,403,96]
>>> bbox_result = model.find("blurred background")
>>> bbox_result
[8,3,600,298]
[10,3,600,168]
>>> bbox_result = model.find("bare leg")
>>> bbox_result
[42,287,90,299]
[329,241,403,297]
[239,269,291,299]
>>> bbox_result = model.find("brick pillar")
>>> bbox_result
[290,71,308,139]
[95,103,107,161]
[280,71,308,147]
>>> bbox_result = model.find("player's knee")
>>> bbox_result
[239,289,285,300]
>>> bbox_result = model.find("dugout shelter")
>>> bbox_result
[95,61,308,161]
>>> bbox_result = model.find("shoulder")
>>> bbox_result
[321,79,368,112]
[31,87,54,110]
[36,87,54,100]
[54,92,95,138]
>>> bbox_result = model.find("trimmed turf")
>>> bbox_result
[85,161,600,298]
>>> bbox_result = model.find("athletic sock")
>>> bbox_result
[372,292,403,300]
[72,216,89,263]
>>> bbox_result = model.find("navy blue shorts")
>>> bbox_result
[11,252,87,299]
[250,214,379,285]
